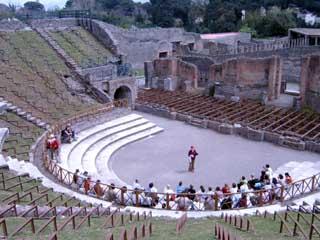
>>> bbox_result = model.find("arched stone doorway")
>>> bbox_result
[114,85,132,103]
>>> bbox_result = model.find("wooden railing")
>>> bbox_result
[37,100,320,211]
[258,209,320,239]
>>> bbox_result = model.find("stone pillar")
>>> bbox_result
[144,61,153,88]
[300,56,310,104]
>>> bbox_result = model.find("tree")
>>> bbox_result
[149,0,175,27]
[204,0,241,32]
[242,7,297,37]
[24,1,45,12]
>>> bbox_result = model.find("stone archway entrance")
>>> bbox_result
[114,85,132,103]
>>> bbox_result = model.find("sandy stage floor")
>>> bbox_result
[111,111,320,191]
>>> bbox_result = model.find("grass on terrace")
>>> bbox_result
[48,28,113,69]
[0,112,43,160]
[2,214,312,240]
[0,30,97,123]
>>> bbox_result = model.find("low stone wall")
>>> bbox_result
[134,103,320,154]
[79,18,120,56]
[29,18,78,29]
[82,64,117,82]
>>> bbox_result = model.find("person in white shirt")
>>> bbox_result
[264,164,273,179]
[133,179,144,191]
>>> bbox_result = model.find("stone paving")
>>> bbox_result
[112,111,320,190]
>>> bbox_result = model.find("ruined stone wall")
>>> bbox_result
[80,20,199,69]
[146,58,197,91]
[301,55,320,112]
[210,57,281,101]
[177,60,198,90]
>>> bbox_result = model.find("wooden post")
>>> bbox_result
[72,216,76,230]
[141,224,146,238]
[30,218,35,234]
[111,214,114,228]
[0,219,8,237]
[311,175,316,192]
[121,214,124,226]
[166,193,170,210]
[149,222,153,236]
[214,194,219,211]
[121,189,124,206]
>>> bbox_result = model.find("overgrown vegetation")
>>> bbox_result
[1,0,320,37]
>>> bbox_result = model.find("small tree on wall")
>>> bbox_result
[24,1,45,12]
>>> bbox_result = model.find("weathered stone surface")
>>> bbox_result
[218,123,233,135]
[233,123,248,137]
[134,103,171,119]
[264,131,281,144]
[0,128,9,152]
[207,120,220,131]
[246,127,264,141]
[0,102,7,115]
[176,113,189,122]
[279,136,306,151]
[305,141,320,153]
[80,19,197,69]
[170,112,177,120]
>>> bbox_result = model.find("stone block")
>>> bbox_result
[207,120,220,131]
[264,131,281,144]
[218,123,233,135]
[202,119,208,128]
[246,127,264,141]
[170,112,177,120]
[233,123,246,136]
[176,113,189,122]
[279,136,306,151]
[305,141,320,153]
[187,116,193,124]
[0,102,7,115]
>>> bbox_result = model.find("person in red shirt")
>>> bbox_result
[222,184,231,195]
[84,177,91,195]
[188,146,198,172]
[46,134,60,161]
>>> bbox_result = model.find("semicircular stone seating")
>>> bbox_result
[60,114,163,186]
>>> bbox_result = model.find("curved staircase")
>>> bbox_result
[60,114,163,186]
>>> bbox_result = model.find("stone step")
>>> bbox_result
[67,118,150,171]
[81,122,158,175]
[95,126,163,186]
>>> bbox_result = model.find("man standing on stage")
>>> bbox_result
[188,146,198,172]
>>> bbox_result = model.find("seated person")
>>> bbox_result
[61,124,75,143]
[94,180,104,198]
[104,183,117,202]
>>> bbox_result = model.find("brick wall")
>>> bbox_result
[301,55,320,112]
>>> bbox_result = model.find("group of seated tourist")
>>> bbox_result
[70,164,295,211]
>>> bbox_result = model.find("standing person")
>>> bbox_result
[46,134,60,161]
[188,146,198,172]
